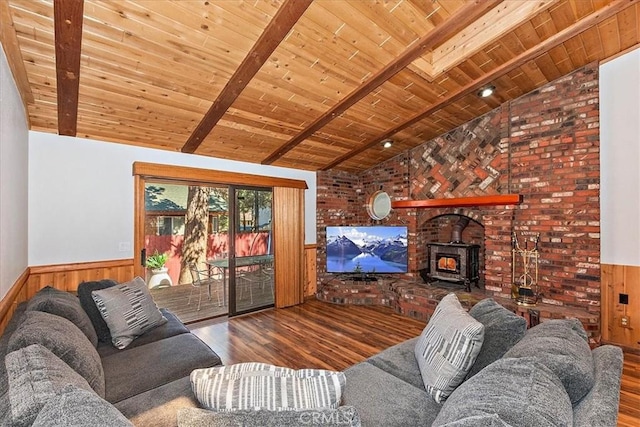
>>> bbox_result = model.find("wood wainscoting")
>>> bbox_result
[28,259,135,292]
[0,259,135,335]
[304,244,317,297]
[602,263,640,350]
[0,247,318,333]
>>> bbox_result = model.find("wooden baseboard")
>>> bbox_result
[0,268,30,335]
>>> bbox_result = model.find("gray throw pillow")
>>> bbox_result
[7,310,105,397]
[432,357,573,427]
[466,298,526,379]
[414,293,484,403]
[177,406,362,427]
[503,318,595,404]
[91,277,167,349]
[5,344,94,427]
[27,286,98,347]
[191,362,346,411]
[32,385,133,427]
[77,279,119,343]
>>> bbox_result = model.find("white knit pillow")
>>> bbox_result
[414,293,485,403]
[190,362,345,412]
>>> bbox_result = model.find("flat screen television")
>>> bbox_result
[326,226,408,274]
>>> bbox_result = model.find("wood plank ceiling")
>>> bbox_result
[2,0,639,173]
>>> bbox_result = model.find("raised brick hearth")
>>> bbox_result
[317,277,600,345]
[317,63,601,341]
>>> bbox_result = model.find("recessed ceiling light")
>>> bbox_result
[382,139,393,148]
[478,85,495,98]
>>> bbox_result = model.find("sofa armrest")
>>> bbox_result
[573,345,623,426]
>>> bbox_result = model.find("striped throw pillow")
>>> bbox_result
[191,362,346,412]
[414,293,485,403]
[91,277,167,349]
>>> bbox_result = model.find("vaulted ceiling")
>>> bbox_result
[2,0,639,172]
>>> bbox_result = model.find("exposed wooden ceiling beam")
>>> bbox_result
[181,0,313,154]
[260,0,501,165]
[54,0,84,136]
[321,0,638,171]
[0,0,34,120]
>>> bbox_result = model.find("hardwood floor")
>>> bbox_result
[190,299,640,426]
[619,352,640,427]
[190,298,426,370]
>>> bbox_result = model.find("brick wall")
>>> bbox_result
[508,65,600,313]
[316,171,364,279]
[317,63,600,317]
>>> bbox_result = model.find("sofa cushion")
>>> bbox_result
[32,385,133,427]
[366,337,425,391]
[77,279,119,343]
[5,344,94,427]
[97,308,189,357]
[91,276,167,349]
[0,303,28,427]
[573,345,624,426]
[343,362,442,427]
[7,310,105,397]
[114,375,200,427]
[27,286,98,347]
[190,362,346,411]
[114,376,199,427]
[102,332,222,403]
[439,414,513,427]
[466,298,526,379]
[177,406,362,427]
[414,293,484,403]
[432,357,573,427]
[503,318,594,403]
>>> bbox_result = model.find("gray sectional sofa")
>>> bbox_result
[0,283,222,427]
[0,284,625,427]
[343,297,624,426]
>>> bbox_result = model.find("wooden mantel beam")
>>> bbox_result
[391,194,522,209]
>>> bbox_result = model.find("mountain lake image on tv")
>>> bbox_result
[326,226,408,274]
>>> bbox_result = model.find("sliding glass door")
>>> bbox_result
[141,181,273,322]
[231,187,274,314]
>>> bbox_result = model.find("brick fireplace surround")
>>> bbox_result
[316,63,601,344]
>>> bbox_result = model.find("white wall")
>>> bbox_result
[29,132,316,266]
[0,43,29,300]
[600,47,640,266]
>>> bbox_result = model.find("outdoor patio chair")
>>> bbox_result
[259,260,274,298]
[188,264,222,311]
[237,269,255,304]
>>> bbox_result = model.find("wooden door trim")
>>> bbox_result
[133,162,308,289]
[133,162,308,189]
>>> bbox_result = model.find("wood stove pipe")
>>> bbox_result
[451,216,470,243]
